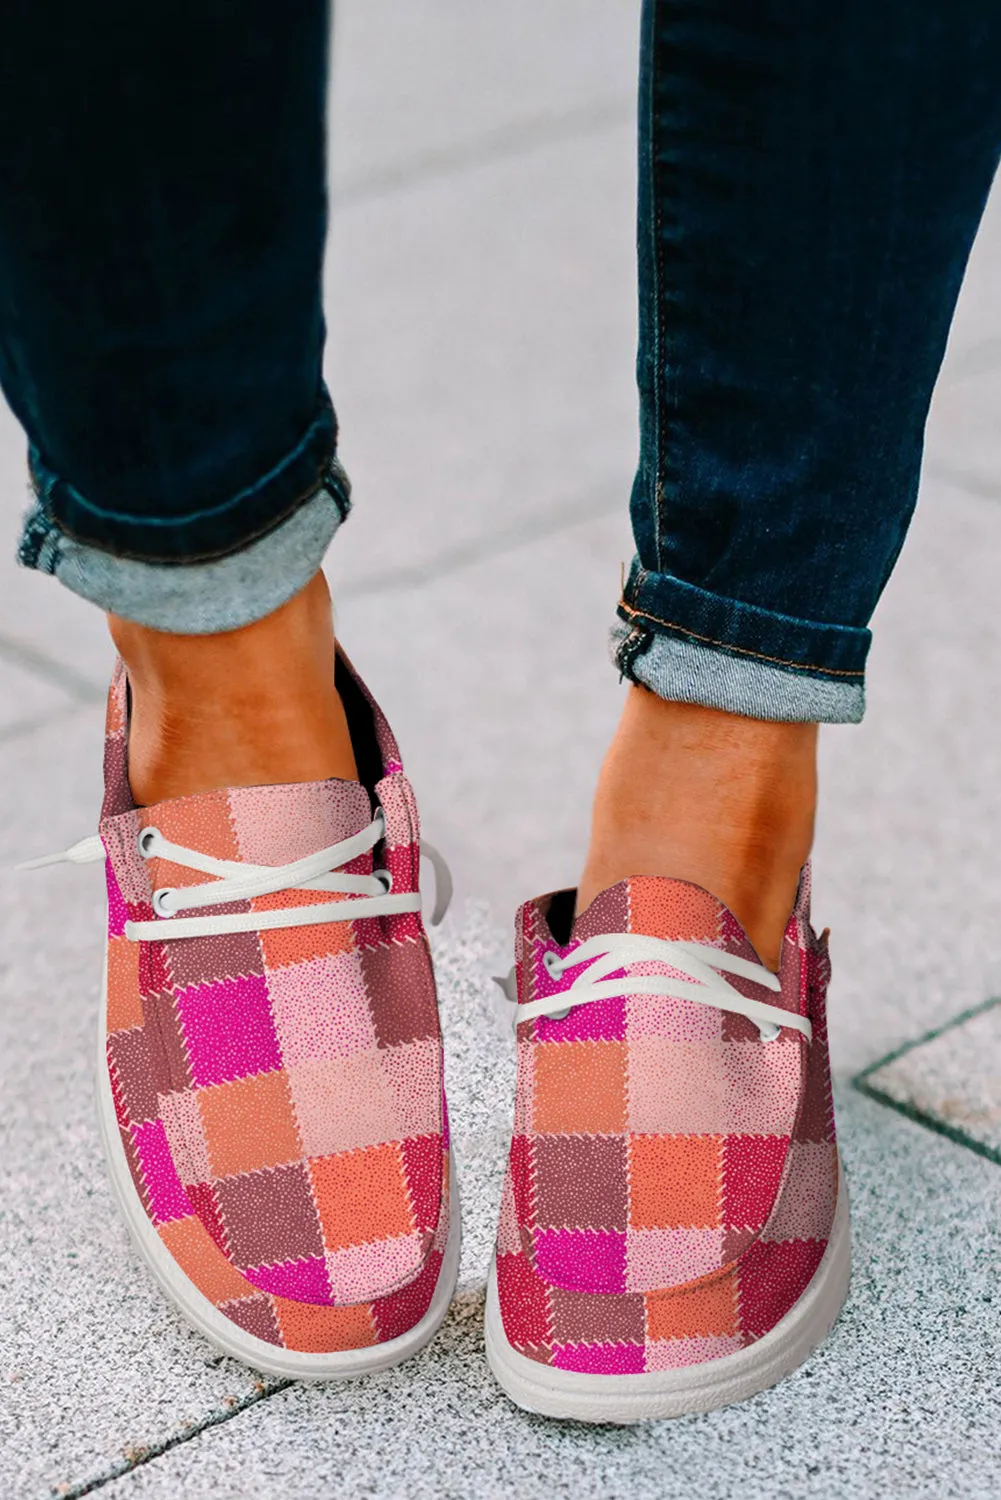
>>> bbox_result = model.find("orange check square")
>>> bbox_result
[147,790,240,891]
[158,1215,251,1305]
[310,1142,415,1251]
[628,878,721,943]
[255,889,354,969]
[199,1070,302,1179]
[273,1297,378,1353]
[532,1040,627,1135]
[629,1134,722,1228]
[107,934,143,1032]
[646,1268,739,1339]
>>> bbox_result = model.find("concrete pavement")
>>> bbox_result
[0,3,999,1494]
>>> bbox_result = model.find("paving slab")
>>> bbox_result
[922,159,1001,495]
[325,116,637,589]
[0,399,122,696]
[328,0,637,196]
[814,478,1001,1075]
[933,167,1001,368]
[925,361,1001,502]
[857,998,1001,1164]
[0,655,75,742]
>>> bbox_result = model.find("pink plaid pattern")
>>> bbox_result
[102,658,450,1353]
[494,874,838,1373]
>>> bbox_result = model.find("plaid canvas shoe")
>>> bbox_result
[486,873,849,1421]
[30,652,458,1378]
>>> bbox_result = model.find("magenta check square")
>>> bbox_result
[131,1118,191,1225]
[534,1228,627,1294]
[176,973,282,1087]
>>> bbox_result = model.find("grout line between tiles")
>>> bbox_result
[330,94,635,211]
[852,994,1001,1167]
[51,1381,295,1499]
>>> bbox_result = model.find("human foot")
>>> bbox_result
[108,570,358,805]
[578,687,817,969]
[487,872,847,1421]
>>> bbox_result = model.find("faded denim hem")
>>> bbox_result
[611,621,864,724]
[18,478,348,634]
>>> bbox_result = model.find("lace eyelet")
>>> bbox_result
[543,950,563,979]
[375,869,393,894]
[137,827,159,858]
[152,888,175,918]
[759,1022,781,1043]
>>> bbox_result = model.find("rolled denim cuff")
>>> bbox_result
[612,557,867,723]
[17,465,350,634]
[611,621,864,722]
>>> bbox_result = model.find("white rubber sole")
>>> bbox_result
[96,972,461,1380]
[485,1168,850,1423]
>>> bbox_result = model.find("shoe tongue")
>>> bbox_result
[140,778,374,867]
[571,875,754,958]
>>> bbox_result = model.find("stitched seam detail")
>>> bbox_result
[614,621,650,681]
[617,598,865,678]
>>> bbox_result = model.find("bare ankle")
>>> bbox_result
[579,688,817,969]
[108,572,358,804]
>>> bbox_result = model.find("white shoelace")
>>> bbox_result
[502,932,811,1043]
[19,811,452,942]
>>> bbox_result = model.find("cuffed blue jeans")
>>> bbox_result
[4,1,1001,722]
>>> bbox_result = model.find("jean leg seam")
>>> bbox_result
[648,0,666,564]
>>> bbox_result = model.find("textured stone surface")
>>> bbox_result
[814,480,1001,1075]
[858,1000,1001,1161]
[0,654,73,741]
[328,0,637,197]
[324,115,637,591]
[925,178,1001,499]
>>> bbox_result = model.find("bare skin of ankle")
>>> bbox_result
[108,571,358,806]
[578,687,818,971]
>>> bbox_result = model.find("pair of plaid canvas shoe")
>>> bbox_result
[34,655,849,1422]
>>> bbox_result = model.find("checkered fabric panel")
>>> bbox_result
[101,660,450,1353]
[495,872,838,1374]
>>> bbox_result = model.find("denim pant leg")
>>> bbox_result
[0,0,346,632]
[615,0,1001,722]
